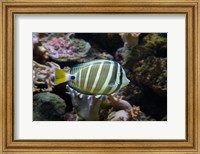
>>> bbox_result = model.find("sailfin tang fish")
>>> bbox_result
[55,59,130,95]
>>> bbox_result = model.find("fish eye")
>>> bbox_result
[70,75,75,80]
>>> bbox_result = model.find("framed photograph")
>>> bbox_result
[0,0,199,153]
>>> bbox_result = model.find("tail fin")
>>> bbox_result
[55,69,68,85]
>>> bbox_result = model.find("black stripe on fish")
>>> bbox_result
[112,65,123,93]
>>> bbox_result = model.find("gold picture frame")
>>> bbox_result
[0,0,199,153]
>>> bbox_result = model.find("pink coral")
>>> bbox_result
[45,37,79,61]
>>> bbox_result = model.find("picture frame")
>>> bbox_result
[0,0,199,153]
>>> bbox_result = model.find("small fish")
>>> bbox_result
[55,59,130,95]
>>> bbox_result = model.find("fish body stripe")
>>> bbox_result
[93,62,111,93]
[90,62,104,93]
[98,62,114,93]
[83,65,92,91]
[79,66,88,89]
[102,62,118,94]
[78,69,82,87]
[116,63,121,84]
[68,60,128,95]
[86,64,100,92]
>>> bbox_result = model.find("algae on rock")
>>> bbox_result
[33,92,66,121]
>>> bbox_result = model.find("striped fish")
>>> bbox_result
[55,59,130,95]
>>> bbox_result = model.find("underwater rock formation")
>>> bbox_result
[107,105,141,121]
[116,45,154,67]
[107,110,130,121]
[115,33,167,67]
[107,94,132,111]
[119,69,144,104]
[115,33,143,65]
[33,33,49,64]
[132,56,167,96]
[74,33,123,56]
[63,112,77,121]
[33,92,66,121]
[143,33,167,57]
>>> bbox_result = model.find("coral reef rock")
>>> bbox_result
[107,94,132,111]
[132,56,167,96]
[75,33,123,55]
[43,34,91,62]
[119,33,140,49]
[33,92,66,121]
[107,110,130,121]
[143,33,167,57]
[116,45,154,67]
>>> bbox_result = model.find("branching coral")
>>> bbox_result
[33,61,60,92]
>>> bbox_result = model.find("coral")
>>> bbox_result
[33,92,66,121]
[119,33,140,49]
[106,94,141,121]
[107,110,130,121]
[118,69,144,104]
[107,94,132,111]
[43,33,91,62]
[135,111,156,121]
[93,52,114,60]
[128,105,140,120]
[33,61,60,92]
[75,33,123,55]
[63,112,77,121]
[116,33,167,67]
[107,105,155,121]
[32,33,39,46]
[132,56,167,96]
[67,86,106,121]
[143,33,167,57]
[115,47,125,64]
[33,42,49,64]
[71,38,91,56]
[118,46,154,67]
